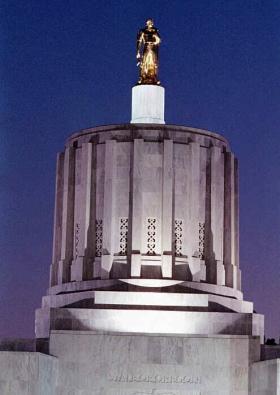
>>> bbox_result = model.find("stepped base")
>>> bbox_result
[35,306,264,341]
[37,280,263,341]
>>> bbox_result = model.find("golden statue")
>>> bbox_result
[136,19,161,85]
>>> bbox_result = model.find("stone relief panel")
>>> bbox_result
[95,219,103,257]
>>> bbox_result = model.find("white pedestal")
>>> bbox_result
[131,85,165,124]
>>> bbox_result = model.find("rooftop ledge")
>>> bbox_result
[66,123,229,146]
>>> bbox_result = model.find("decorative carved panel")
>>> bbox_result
[198,222,205,259]
[74,223,80,258]
[95,219,103,257]
[147,218,156,255]
[174,219,183,256]
[119,217,128,255]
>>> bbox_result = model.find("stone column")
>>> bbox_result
[71,143,94,281]
[49,152,64,287]
[188,142,205,281]
[161,139,173,278]
[234,158,241,290]
[223,152,237,288]
[208,146,225,285]
[131,139,144,277]
[101,140,117,279]
[57,146,75,284]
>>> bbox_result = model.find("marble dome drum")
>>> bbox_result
[36,96,263,340]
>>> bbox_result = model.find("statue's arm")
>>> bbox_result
[154,31,161,46]
[136,30,144,59]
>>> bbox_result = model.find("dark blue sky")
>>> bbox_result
[1,0,279,338]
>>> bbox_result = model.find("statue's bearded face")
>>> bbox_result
[146,19,154,29]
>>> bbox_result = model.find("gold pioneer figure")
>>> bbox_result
[136,19,161,85]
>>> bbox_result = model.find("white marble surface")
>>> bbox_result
[42,289,252,313]
[48,125,240,291]
[131,85,165,124]
[250,358,280,394]
[0,352,57,395]
[94,291,209,307]
[49,330,260,395]
[0,334,277,394]
[35,306,264,341]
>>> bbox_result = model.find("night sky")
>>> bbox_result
[1,0,280,339]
